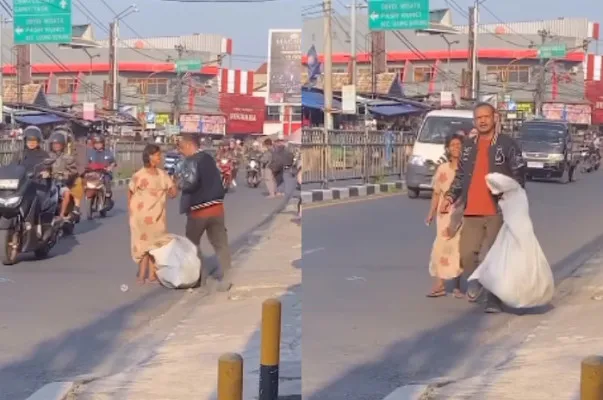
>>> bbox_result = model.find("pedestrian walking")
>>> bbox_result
[425,133,464,298]
[272,139,296,197]
[261,138,278,198]
[440,102,526,314]
[177,133,232,292]
[128,144,177,284]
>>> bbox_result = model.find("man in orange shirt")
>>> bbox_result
[177,133,232,292]
[441,102,525,313]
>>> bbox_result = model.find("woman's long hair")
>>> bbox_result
[142,144,161,167]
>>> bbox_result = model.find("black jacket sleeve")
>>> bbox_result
[446,138,471,203]
[178,157,200,193]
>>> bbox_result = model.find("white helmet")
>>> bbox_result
[252,140,260,148]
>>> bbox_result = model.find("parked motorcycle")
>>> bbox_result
[218,158,234,192]
[0,162,60,265]
[84,163,113,220]
[56,179,80,236]
[246,158,260,188]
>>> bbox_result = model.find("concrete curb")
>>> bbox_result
[25,382,75,400]
[301,180,404,204]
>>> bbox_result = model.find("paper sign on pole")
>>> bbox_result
[342,85,357,114]
[83,102,95,121]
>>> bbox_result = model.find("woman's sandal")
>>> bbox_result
[452,288,464,299]
[426,287,447,298]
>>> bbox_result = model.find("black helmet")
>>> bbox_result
[49,131,67,146]
[23,126,43,142]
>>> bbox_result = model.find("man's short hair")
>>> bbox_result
[180,133,200,146]
[473,102,496,115]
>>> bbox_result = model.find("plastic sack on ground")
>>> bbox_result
[468,173,554,308]
[148,235,201,289]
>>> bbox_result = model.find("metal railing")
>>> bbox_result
[0,139,174,179]
[301,128,416,186]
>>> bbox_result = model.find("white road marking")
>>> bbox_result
[346,276,366,282]
[0,277,14,283]
[381,385,430,400]
[302,247,325,256]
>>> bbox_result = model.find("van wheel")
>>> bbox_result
[407,188,420,198]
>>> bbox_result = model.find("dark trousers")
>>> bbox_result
[460,215,503,302]
[185,214,232,282]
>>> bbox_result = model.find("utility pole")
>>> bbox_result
[323,0,333,129]
[349,0,357,86]
[467,0,479,100]
[535,29,550,117]
[109,21,118,110]
[173,44,185,125]
[441,34,459,90]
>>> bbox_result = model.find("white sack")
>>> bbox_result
[468,173,554,308]
[149,235,201,289]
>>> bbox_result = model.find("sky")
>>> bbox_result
[63,0,603,69]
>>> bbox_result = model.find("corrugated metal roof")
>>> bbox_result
[97,34,227,55]
[455,17,593,40]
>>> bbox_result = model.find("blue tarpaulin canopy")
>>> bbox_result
[369,104,422,116]
[302,90,342,110]
[14,113,66,125]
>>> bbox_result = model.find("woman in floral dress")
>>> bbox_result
[128,144,177,284]
[425,133,464,298]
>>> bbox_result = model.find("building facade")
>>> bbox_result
[302,15,600,122]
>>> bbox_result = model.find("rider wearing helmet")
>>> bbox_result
[13,126,50,173]
[87,134,116,196]
[48,129,78,221]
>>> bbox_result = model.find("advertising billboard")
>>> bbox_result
[267,29,302,105]
[179,114,226,135]
[219,94,265,134]
[586,81,603,125]
[542,103,592,125]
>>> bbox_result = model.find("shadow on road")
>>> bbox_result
[0,289,166,400]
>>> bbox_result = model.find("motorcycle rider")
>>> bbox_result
[247,140,263,161]
[87,135,116,198]
[48,131,78,222]
[11,126,52,237]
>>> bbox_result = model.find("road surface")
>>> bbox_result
[302,172,603,400]
[0,181,284,400]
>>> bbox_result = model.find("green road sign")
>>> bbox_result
[538,44,567,59]
[176,59,202,73]
[368,0,430,31]
[13,0,72,44]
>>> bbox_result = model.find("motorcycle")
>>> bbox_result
[0,162,60,265]
[246,158,260,188]
[218,158,234,192]
[580,147,601,173]
[84,163,113,220]
[55,179,80,236]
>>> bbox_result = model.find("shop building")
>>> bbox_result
[302,15,599,121]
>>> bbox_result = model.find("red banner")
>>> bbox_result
[219,94,265,134]
[586,81,603,125]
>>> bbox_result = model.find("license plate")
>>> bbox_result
[527,162,544,168]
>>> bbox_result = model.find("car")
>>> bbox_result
[405,109,474,198]
[518,119,579,183]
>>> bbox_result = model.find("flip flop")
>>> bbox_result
[452,289,464,299]
[426,288,446,298]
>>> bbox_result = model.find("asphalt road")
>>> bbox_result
[0,180,284,400]
[302,171,603,400]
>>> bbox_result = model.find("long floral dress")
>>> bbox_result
[429,162,463,279]
[128,168,175,264]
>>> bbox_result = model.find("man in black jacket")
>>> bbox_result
[177,133,232,292]
[440,102,525,314]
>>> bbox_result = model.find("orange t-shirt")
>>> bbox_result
[189,203,225,219]
[464,136,497,216]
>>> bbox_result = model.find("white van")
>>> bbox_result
[405,109,474,198]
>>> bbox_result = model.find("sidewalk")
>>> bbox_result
[72,211,301,400]
[427,250,603,400]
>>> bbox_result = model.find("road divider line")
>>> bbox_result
[304,190,403,210]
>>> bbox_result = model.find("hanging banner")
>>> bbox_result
[341,85,356,114]
[155,113,171,126]
[267,29,302,105]
[179,114,226,135]
[219,94,265,134]
[542,103,591,125]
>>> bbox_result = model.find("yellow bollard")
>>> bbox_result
[259,298,282,400]
[581,356,603,400]
[218,353,243,400]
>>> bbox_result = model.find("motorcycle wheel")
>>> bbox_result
[0,228,19,265]
[100,210,107,218]
[62,223,75,236]
[87,196,95,220]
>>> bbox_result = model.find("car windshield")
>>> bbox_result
[519,123,566,143]
[417,116,474,144]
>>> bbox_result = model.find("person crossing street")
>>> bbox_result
[440,102,526,314]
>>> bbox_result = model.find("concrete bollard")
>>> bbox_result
[581,355,603,400]
[259,298,282,400]
[218,353,243,400]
